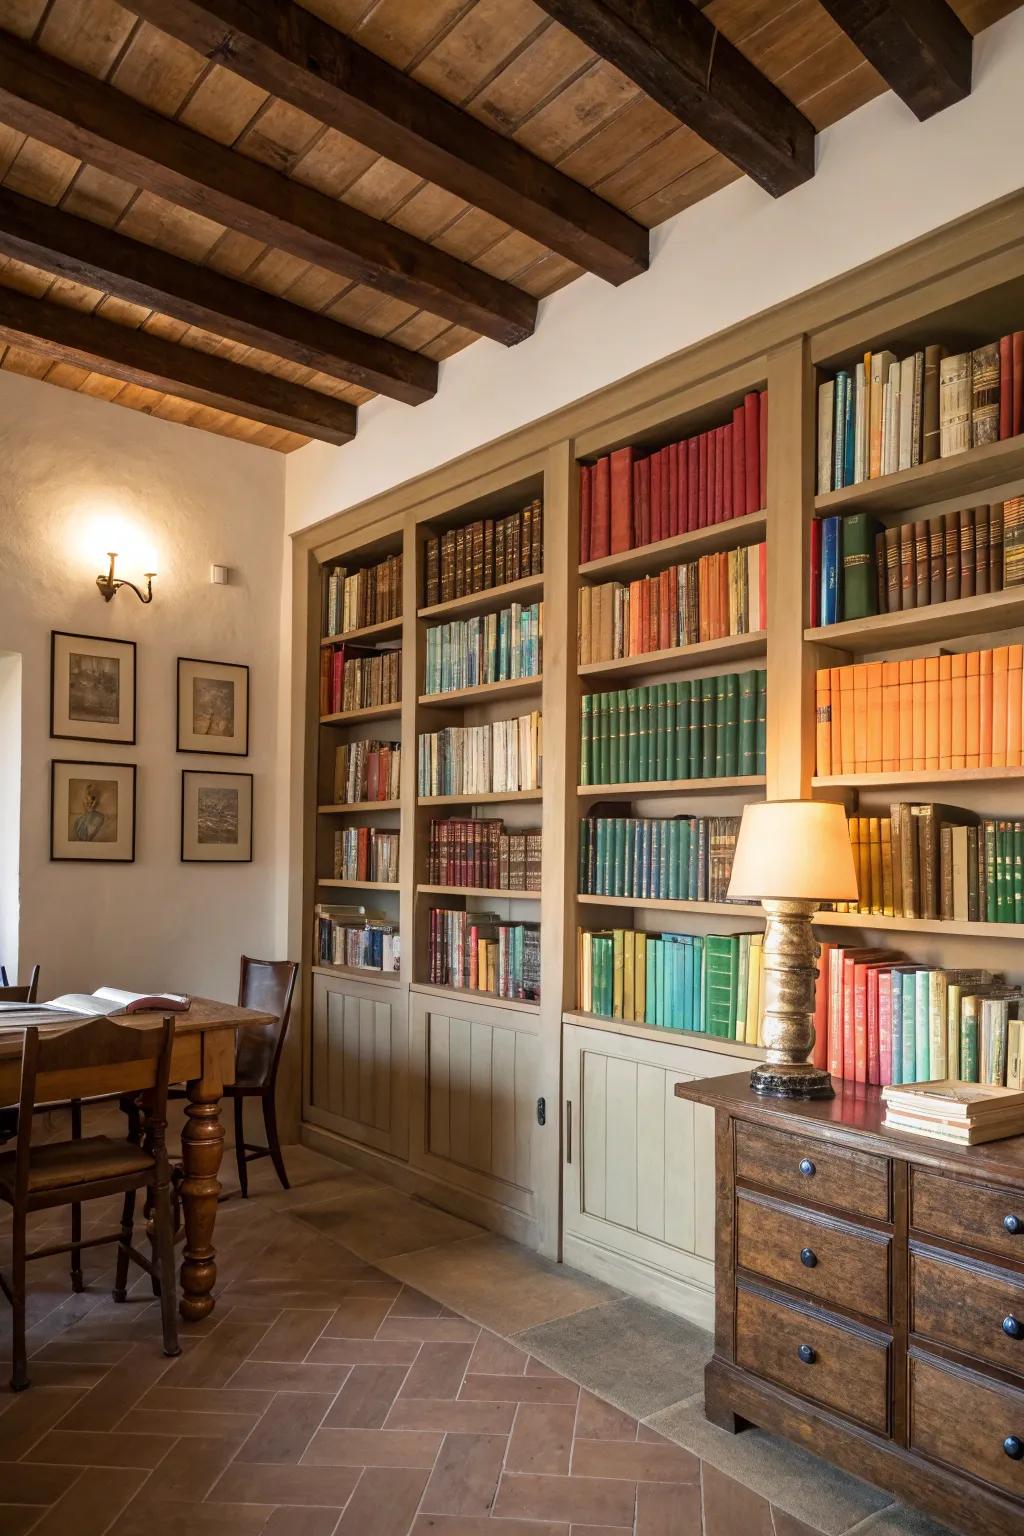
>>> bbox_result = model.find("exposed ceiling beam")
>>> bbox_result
[532,0,815,197]
[816,0,972,120]
[0,29,536,346]
[0,186,436,406]
[0,283,357,443]
[129,0,649,286]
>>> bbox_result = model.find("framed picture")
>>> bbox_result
[181,770,253,863]
[51,760,137,862]
[51,631,136,745]
[177,657,249,756]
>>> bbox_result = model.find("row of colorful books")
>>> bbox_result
[423,500,543,608]
[427,909,540,1001]
[423,602,542,695]
[323,553,402,638]
[319,643,401,716]
[578,815,740,904]
[426,818,542,892]
[579,391,767,563]
[580,672,767,787]
[815,646,1024,775]
[332,827,399,884]
[840,808,1024,924]
[332,740,400,805]
[576,927,764,1042]
[578,543,766,665]
[816,333,1024,495]
[417,712,543,797]
[314,907,400,973]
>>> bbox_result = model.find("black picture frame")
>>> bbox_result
[180,769,253,863]
[176,657,250,756]
[50,630,137,745]
[50,759,137,863]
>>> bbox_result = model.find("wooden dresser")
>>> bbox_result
[674,1074,1024,1536]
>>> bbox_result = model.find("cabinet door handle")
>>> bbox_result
[1003,1315,1023,1340]
[800,1248,818,1269]
[1005,1215,1022,1235]
[797,1344,816,1365]
[1003,1435,1023,1460]
[799,1158,815,1177]
[565,1100,572,1165]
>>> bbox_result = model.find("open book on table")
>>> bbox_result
[0,988,191,1029]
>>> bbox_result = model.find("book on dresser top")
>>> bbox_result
[882,1080,1024,1144]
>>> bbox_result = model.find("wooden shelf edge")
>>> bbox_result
[577,776,765,797]
[816,911,1024,938]
[410,981,540,1015]
[579,633,766,681]
[418,573,544,621]
[418,675,543,706]
[318,879,401,890]
[813,767,1024,787]
[418,789,543,806]
[814,434,1024,516]
[579,510,767,581]
[311,964,400,986]
[805,588,1024,651]
[562,1009,765,1058]
[320,617,403,646]
[318,801,401,814]
[320,704,402,724]
[418,884,541,901]
[576,894,763,917]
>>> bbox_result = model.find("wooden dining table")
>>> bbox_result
[0,997,274,1321]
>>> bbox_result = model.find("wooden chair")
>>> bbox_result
[0,965,40,1004]
[217,957,298,1197]
[0,1015,180,1391]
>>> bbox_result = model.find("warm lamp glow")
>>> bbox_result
[75,507,160,580]
[727,800,858,903]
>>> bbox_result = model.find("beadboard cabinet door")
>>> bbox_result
[563,1022,756,1327]
[308,971,408,1159]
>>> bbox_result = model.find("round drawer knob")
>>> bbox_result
[1003,1316,1024,1341]
[1003,1436,1023,1461]
[797,1344,816,1365]
[799,1158,816,1177]
[1005,1215,1023,1236]
[800,1248,818,1269]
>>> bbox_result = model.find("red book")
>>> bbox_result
[878,970,893,1086]
[650,450,662,546]
[697,432,709,527]
[661,447,672,540]
[853,960,872,1085]
[732,404,746,519]
[1014,331,1024,437]
[722,423,733,522]
[714,426,725,523]
[579,464,592,565]
[678,439,690,534]
[867,966,881,1085]
[687,437,699,533]
[637,455,651,546]
[759,389,768,509]
[809,516,822,626]
[591,455,611,560]
[1000,334,1013,439]
[744,391,760,515]
[667,439,679,537]
[843,956,857,1082]
[811,941,831,1070]
[609,446,634,554]
[708,428,719,525]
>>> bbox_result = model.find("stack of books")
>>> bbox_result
[580,671,767,786]
[332,740,400,804]
[579,391,767,562]
[319,643,401,715]
[423,602,542,694]
[576,926,764,1041]
[323,553,402,637]
[578,813,741,903]
[417,712,542,797]
[840,805,1024,923]
[427,818,542,891]
[578,542,766,663]
[332,827,399,884]
[881,1081,1024,1145]
[427,909,540,1000]
[423,500,542,607]
[314,906,400,973]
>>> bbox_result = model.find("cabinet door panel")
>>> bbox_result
[309,972,406,1157]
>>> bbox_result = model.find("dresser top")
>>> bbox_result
[676,1073,1024,1185]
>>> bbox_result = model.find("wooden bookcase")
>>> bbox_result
[290,190,1024,1312]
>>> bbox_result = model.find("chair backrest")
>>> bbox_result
[12,1014,175,1203]
[0,964,40,1004]
[235,956,298,1089]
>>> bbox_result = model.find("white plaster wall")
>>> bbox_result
[0,370,287,1002]
[286,7,1024,533]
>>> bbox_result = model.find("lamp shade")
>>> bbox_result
[727,800,858,902]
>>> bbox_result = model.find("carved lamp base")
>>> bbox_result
[748,897,834,1101]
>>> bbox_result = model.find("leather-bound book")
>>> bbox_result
[591,455,611,560]
[875,531,887,615]
[610,447,634,555]
[990,501,1004,587]
[677,440,689,534]
[708,428,719,528]
[974,504,990,594]
[635,459,650,549]
[759,389,768,509]
[938,653,953,771]
[928,517,945,604]
[994,644,1012,764]
[698,432,709,528]
[943,511,960,602]
[714,425,726,525]
[883,525,900,613]
[722,423,733,522]
[667,440,679,538]
[687,437,699,535]
[579,466,592,566]
[815,668,832,775]
[1008,643,1023,768]
[1014,332,1024,436]
[922,343,946,461]
[744,392,760,513]
[971,342,1000,447]
[650,449,663,546]
[731,405,745,515]
[1004,496,1024,587]
[911,657,927,769]
[914,519,930,607]
[869,350,895,476]
[959,509,976,599]
[940,352,972,457]
[842,512,880,619]
[1000,335,1013,438]
[899,522,916,609]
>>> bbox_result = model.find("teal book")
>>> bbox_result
[755,670,767,773]
[645,938,657,1027]
[701,678,715,778]
[668,819,681,901]
[914,969,930,1081]
[724,673,739,776]
[902,968,918,1083]
[890,968,904,1086]
[656,939,667,1028]
[738,670,757,775]
[687,819,699,899]
[696,936,706,1030]
[649,821,661,902]
[677,820,691,902]
[613,817,627,899]
[578,819,590,893]
[704,935,738,1037]
[594,819,606,896]
[653,684,666,781]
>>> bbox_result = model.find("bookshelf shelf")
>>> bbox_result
[321,617,403,646]
[806,587,1024,652]
[318,801,401,814]
[563,1009,765,1058]
[418,884,540,901]
[418,789,543,807]
[815,912,1024,938]
[814,433,1024,517]
[320,703,402,725]
[577,775,765,800]
[813,767,1024,788]
[312,963,400,987]
[576,894,763,918]
[410,981,540,1016]
[579,633,765,683]
[579,510,767,582]
[418,573,544,622]
[318,878,401,891]
[418,675,543,707]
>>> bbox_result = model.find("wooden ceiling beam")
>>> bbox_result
[816,1,972,120]
[0,282,357,444]
[129,0,649,286]
[532,0,815,197]
[0,186,436,405]
[0,28,536,346]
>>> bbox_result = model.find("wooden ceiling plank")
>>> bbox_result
[815,0,972,119]
[531,0,815,197]
[127,0,649,283]
[0,184,437,401]
[0,280,359,442]
[0,26,537,344]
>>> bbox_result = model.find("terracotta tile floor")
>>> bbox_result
[0,1115,943,1536]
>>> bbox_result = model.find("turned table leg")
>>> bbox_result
[179,1076,225,1321]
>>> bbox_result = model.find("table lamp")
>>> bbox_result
[727,799,858,1099]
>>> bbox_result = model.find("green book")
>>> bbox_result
[914,969,930,1081]
[714,674,728,777]
[841,513,881,620]
[985,820,997,922]
[608,691,621,784]
[755,670,767,773]
[738,670,757,775]
[724,673,739,776]
[613,817,627,899]
[1015,822,1023,924]
[735,935,750,1041]
[961,994,980,1082]
[664,684,677,779]
[675,681,690,780]
[678,820,691,903]
[626,687,640,783]
[688,680,701,779]
[701,677,715,778]
[653,683,666,781]
[580,694,593,785]
[623,819,635,899]
[704,935,739,1037]
[902,970,918,1082]
[637,686,651,783]
[578,818,590,893]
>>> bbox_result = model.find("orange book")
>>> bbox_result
[979,649,994,768]
[937,653,952,771]
[911,657,927,770]
[840,666,856,773]
[811,942,833,1070]
[965,649,981,769]
[852,665,869,772]
[898,659,914,770]
[830,665,844,774]
[923,656,940,770]
[1007,643,1023,768]
[881,661,900,771]
[992,645,1010,768]
[864,661,883,773]
[950,652,967,771]
[628,579,641,656]
[815,668,832,776]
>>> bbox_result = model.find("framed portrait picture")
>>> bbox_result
[51,632,136,745]
[181,770,253,863]
[51,760,137,862]
[177,657,249,756]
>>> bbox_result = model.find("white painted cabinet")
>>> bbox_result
[308,971,408,1159]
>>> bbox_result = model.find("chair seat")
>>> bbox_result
[0,1136,154,1199]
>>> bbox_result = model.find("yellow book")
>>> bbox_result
[868,817,883,914]
[635,933,647,1023]
[746,934,763,1044]
[612,929,624,1019]
[623,930,635,1022]
[1008,1019,1024,1091]
[929,971,948,1081]
[947,982,962,1080]
[880,818,894,916]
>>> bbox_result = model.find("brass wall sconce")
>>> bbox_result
[96,552,156,605]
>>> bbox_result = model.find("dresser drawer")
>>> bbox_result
[736,1283,890,1434]
[911,1247,1024,1378]
[910,1353,1024,1503]
[912,1170,1024,1266]
[735,1120,889,1222]
[737,1190,891,1323]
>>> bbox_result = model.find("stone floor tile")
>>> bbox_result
[208,1463,361,1507]
[303,1425,443,1468]
[572,1437,700,1485]
[23,1467,148,1536]
[228,1361,353,1394]
[494,1471,637,1527]
[234,1391,333,1463]
[411,1520,569,1536]
[261,1509,341,1536]
[141,1436,240,1501]
[846,1507,957,1536]
[117,1406,259,1440]
[460,1372,579,1406]
[377,1316,480,1345]
[419,1431,508,1516]
[575,1391,639,1443]
[702,1461,774,1536]
[635,1480,704,1536]
[321,1297,395,1339]
[307,1336,420,1367]
[138,1384,275,1415]
[0,1465,79,1504]
[389,1286,446,1318]
[0,1386,82,1461]
[505,1402,576,1475]
[334,1466,429,1535]
[23,1427,174,1468]
[107,1498,271,1536]
[322,1363,408,1429]
[249,1310,334,1362]
[466,1330,528,1375]
[399,1342,472,1401]
[294,1187,482,1262]
[385,1397,515,1435]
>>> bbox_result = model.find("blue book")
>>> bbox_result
[891,970,904,1085]
[821,516,841,625]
